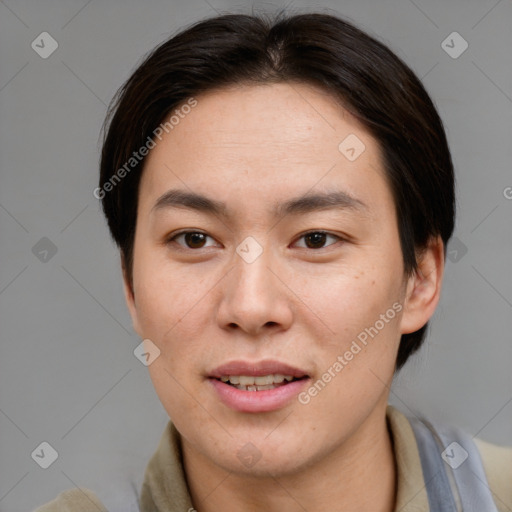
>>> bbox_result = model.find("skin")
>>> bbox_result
[122,82,444,511]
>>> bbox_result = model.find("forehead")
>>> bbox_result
[162,83,368,159]
[138,82,391,220]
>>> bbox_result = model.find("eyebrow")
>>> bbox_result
[151,188,368,219]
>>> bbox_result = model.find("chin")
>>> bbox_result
[206,436,316,478]
[228,451,311,478]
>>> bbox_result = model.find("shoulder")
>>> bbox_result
[34,488,109,512]
[474,437,512,512]
[386,405,512,512]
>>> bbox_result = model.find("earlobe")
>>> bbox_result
[400,236,445,335]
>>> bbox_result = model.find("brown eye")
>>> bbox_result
[294,231,342,250]
[167,231,216,250]
[183,232,207,248]
[305,232,327,249]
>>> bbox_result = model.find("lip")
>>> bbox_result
[209,360,309,379]
[208,360,310,413]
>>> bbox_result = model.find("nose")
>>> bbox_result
[216,240,293,337]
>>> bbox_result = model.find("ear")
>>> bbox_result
[121,253,143,337]
[400,236,445,335]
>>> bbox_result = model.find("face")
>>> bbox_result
[124,82,434,477]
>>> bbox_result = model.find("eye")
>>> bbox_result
[293,231,343,250]
[167,230,218,250]
[166,230,344,251]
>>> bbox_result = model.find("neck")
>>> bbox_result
[182,403,397,512]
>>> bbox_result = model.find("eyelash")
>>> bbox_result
[165,230,345,251]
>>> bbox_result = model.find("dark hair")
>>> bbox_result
[99,10,455,370]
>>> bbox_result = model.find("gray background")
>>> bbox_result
[0,0,511,510]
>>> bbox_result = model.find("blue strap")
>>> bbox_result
[409,416,498,512]
[430,420,499,512]
[409,417,459,511]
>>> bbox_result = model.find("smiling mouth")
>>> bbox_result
[215,374,308,391]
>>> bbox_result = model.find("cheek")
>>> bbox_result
[132,245,206,338]
[294,260,401,336]
[297,283,401,424]
[147,361,205,437]
[296,261,403,399]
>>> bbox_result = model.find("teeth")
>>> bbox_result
[220,374,297,388]
[254,375,273,385]
[237,384,277,391]
[256,384,275,391]
[239,376,254,386]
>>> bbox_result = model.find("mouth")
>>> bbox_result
[216,374,307,391]
[208,360,310,412]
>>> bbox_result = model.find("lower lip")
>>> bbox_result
[209,378,309,413]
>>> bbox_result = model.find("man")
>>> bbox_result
[37,11,511,512]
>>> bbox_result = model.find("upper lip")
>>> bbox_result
[209,360,309,379]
